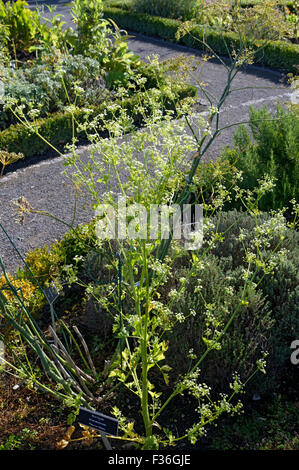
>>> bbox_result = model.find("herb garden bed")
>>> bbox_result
[102,1,299,72]
[0,0,196,171]
[0,80,196,161]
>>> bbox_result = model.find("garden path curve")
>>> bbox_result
[0,2,297,274]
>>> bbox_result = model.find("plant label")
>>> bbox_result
[78,407,119,436]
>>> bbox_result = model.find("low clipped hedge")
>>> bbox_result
[239,0,295,8]
[103,6,299,73]
[0,81,196,159]
[106,0,296,11]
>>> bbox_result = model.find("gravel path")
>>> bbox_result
[0,3,296,274]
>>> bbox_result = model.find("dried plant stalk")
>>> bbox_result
[0,150,24,177]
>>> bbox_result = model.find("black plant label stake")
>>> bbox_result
[77,407,119,450]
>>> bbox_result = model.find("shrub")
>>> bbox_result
[132,0,201,20]
[192,1,294,42]
[54,223,99,271]
[209,395,299,450]
[102,6,299,72]
[0,0,50,57]
[130,0,296,42]
[209,211,299,379]
[71,0,140,87]
[166,253,273,390]
[166,210,299,394]
[223,103,299,213]
[71,0,105,54]
[17,223,99,287]
[0,273,41,315]
[18,245,62,288]
[0,54,109,129]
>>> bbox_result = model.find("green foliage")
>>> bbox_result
[209,395,299,450]
[129,0,298,42]
[70,0,140,87]
[0,428,37,450]
[209,210,299,382]
[0,0,165,124]
[166,253,272,385]
[0,110,75,157]
[16,223,98,287]
[190,1,295,42]
[0,0,51,58]
[0,81,196,159]
[106,0,298,14]
[239,0,295,7]
[166,210,299,394]
[2,19,297,447]
[0,53,170,130]
[71,0,105,54]
[0,0,197,161]
[132,0,201,20]
[18,245,62,288]
[0,54,109,129]
[223,103,299,212]
[0,0,74,58]
[103,6,299,72]
[54,223,99,277]
[0,272,44,320]
[0,0,142,86]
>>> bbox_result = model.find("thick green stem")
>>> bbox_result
[140,243,153,445]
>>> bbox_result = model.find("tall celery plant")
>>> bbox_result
[57,47,294,447]
[62,119,290,449]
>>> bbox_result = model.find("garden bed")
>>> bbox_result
[0,0,298,453]
[1,99,298,449]
[102,2,299,72]
[0,79,196,161]
[0,369,298,450]
[0,0,196,170]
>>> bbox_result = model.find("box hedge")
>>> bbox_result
[0,80,197,159]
